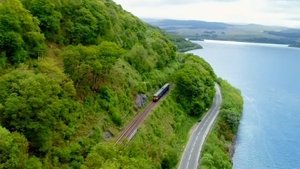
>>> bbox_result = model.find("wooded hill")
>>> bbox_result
[0,0,239,168]
[146,19,300,46]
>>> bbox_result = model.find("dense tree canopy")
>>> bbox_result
[62,42,125,95]
[175,55,216,116]
[22,0,62,40]
[0,126,28,169]
[0,0,241,168]
[0,0,45,66]
[0,69,79,152]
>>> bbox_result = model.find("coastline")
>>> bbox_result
[230,136,237,158]
[189,35,300,169]
[195,39,289,47]
[199,80,243,169]
[179,46,203,52]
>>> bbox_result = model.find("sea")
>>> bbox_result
[190,40,300,169]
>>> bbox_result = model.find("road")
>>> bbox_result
[178,84,222,169]
[115,90,170,144]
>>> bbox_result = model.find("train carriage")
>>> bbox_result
[153,83,170,102]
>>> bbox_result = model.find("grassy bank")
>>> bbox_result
[200,79,244,169]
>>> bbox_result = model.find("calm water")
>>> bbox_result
[190,40,300,169]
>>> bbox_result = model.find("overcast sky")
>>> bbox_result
[113,0,300,28]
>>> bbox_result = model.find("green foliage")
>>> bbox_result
[62,45,103,95]
[175,54,216,116]
[25,156,42,169]
[0,0,241,168]
[61,1,108,45]
[0,0,46,64]
[161,149,178,169]
[52,142,84,168]
[148,30,176,69]
[166,33,203,52]
[200,80,243,169]
[83,94,194,169]
[126,44,153,73]
[219,80,243,134]
[0,54,7,70]
[0,126,28,169]
[0,69,79,152]
[62,42,124,96]
[22,0,62,40]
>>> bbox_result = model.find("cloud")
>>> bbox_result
[267,0,300,10]
[263,0,300,24]
[114,0,300,28]
[289,17,300,21]
[158,0,238,4]
[115,0,237,7]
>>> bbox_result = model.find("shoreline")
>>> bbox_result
[193,39,290,48]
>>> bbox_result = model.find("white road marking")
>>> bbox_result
[179,84,222,169]
[185,109,214,169]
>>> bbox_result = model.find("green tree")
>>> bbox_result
[175,55,215,116]
[22,0,62,40]
[126,44,153,73]
[62,42,124,95]
[0,0,46,64]
[0,69,78,152]
[0,126,28,169]
[57,0,109,45]
[25,156,42,169]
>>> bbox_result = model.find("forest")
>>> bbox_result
[0,0,242,168]
[165,33,203,52]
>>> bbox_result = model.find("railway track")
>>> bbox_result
[115,102,156,144]
[115,90,170,144]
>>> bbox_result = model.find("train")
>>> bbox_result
[153,83,170,102]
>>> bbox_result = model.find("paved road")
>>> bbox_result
[178,84,222,169]
[115,90,170,144]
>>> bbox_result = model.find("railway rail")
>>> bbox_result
[115,84,171,144]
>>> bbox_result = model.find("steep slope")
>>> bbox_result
[0,0,241,168]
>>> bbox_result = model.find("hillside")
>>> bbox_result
[0,0,241,168]
[145,19,300,46]
[289,42,300,48]
[165,33,203,52]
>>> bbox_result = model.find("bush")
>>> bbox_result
[161,149,178,169]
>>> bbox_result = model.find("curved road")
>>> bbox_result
[178,84,222,169]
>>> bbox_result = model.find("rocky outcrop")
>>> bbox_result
[135,94,147,108]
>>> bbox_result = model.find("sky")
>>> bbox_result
[113,0,300,28]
